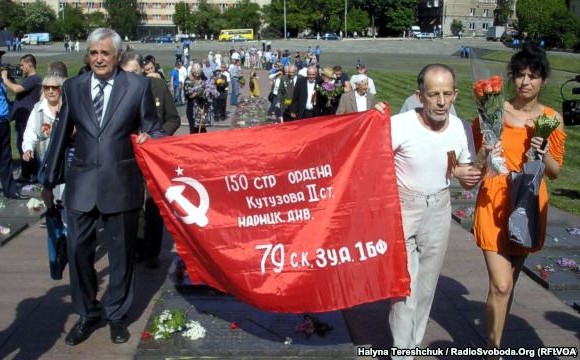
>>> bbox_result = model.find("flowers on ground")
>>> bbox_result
[146,309,206,341]
[472,75,507,176]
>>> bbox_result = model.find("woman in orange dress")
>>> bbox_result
[472,43,566,354]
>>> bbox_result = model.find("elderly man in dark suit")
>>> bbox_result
[286,65,318,121]
[41,28,163,346]
[336,74,377,115]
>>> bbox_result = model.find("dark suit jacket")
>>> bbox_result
[287,76,318,120]
[42,69,163,214]
[149,77,180,135]
[335,91,377,115]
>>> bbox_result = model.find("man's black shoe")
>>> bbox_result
[65,317,100,346]
[7,192,30,200]
[109,321,130,343]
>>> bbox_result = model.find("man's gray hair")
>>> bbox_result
[86,28,122,54]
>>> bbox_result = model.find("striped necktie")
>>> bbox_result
[93,81,106,126]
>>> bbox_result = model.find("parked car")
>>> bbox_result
[416,32,435,39]
[141,36,156,43]
[322,33,340,40]
[156,35,174,43]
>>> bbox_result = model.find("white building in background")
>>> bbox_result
[16,0,272,36]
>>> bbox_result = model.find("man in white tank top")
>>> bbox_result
[378,64,482,359]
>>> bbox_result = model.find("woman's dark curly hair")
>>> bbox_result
[507,42,551,81]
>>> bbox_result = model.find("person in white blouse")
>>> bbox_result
[22,74,63,164]
[22,74,65,201]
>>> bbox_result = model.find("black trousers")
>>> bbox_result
[0,121,17,196]
[66,207,139,321]
[141,195,164,260]
[15,117,38,181]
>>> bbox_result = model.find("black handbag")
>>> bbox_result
[268,91,274,102]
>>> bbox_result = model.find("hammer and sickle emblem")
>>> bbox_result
[165,177,210,227]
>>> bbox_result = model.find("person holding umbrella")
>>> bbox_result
[471,43,566,356]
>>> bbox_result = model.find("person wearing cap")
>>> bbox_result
[228,52,242,105]
[351,63,376,95]
[336,74,376,115]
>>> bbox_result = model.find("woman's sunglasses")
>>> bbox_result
[43,85,61,91]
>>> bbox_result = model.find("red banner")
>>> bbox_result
[133,108,409,313]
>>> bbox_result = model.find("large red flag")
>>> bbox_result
[133,108,409,313]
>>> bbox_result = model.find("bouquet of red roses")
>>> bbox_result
[472,75,508,176]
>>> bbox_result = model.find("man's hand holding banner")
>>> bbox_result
[133,108,410,313]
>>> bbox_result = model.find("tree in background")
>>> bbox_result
[222,0,261,34]
[541,9,580,49]
[51,4,87,40]
[0,0,26,32]
[24,0,57,32]
[353,0,416,37]
[174,2,190,35]
[346,7,369,36]
[494,0,515,26]
[86,11,108,32]
[383,0,416,37]
[516,0,566,39]
[261,0,318,37]
[105,0,140,39]
[450,19,464,36]
[188,0,220,38]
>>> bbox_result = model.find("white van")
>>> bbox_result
[411,26,421,37]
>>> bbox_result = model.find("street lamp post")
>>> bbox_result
[284,0,287,40]
[344,0,347,38]
[60,0,65,21]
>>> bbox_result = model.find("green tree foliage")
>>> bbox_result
[450,19,464,36]
[516,0,566,38]
[262,0,318,36]
[222,0,261,33]
[86,11,109,31]
[383,0,416,36]
[53,5,87,40]
[541,9,580,49]
[104,0,140,38]
[353,0,416,36]
[24,0,57,32]
[346,7,369,35]
[0,0,24,30]
[494,0,514,26]
[174,2,190,34]
[188,0,220,37]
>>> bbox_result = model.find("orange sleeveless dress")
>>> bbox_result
[472,106,566,256]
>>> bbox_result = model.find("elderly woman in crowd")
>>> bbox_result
[184,63,213,133]
[336,74,376,114]
[22,73,66,200]
[315,67,341,116]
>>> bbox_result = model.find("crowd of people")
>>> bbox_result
[0,28,568,359]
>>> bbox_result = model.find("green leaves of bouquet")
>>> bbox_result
[146,309,206,341]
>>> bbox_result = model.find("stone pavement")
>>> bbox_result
[1,72,579,359]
